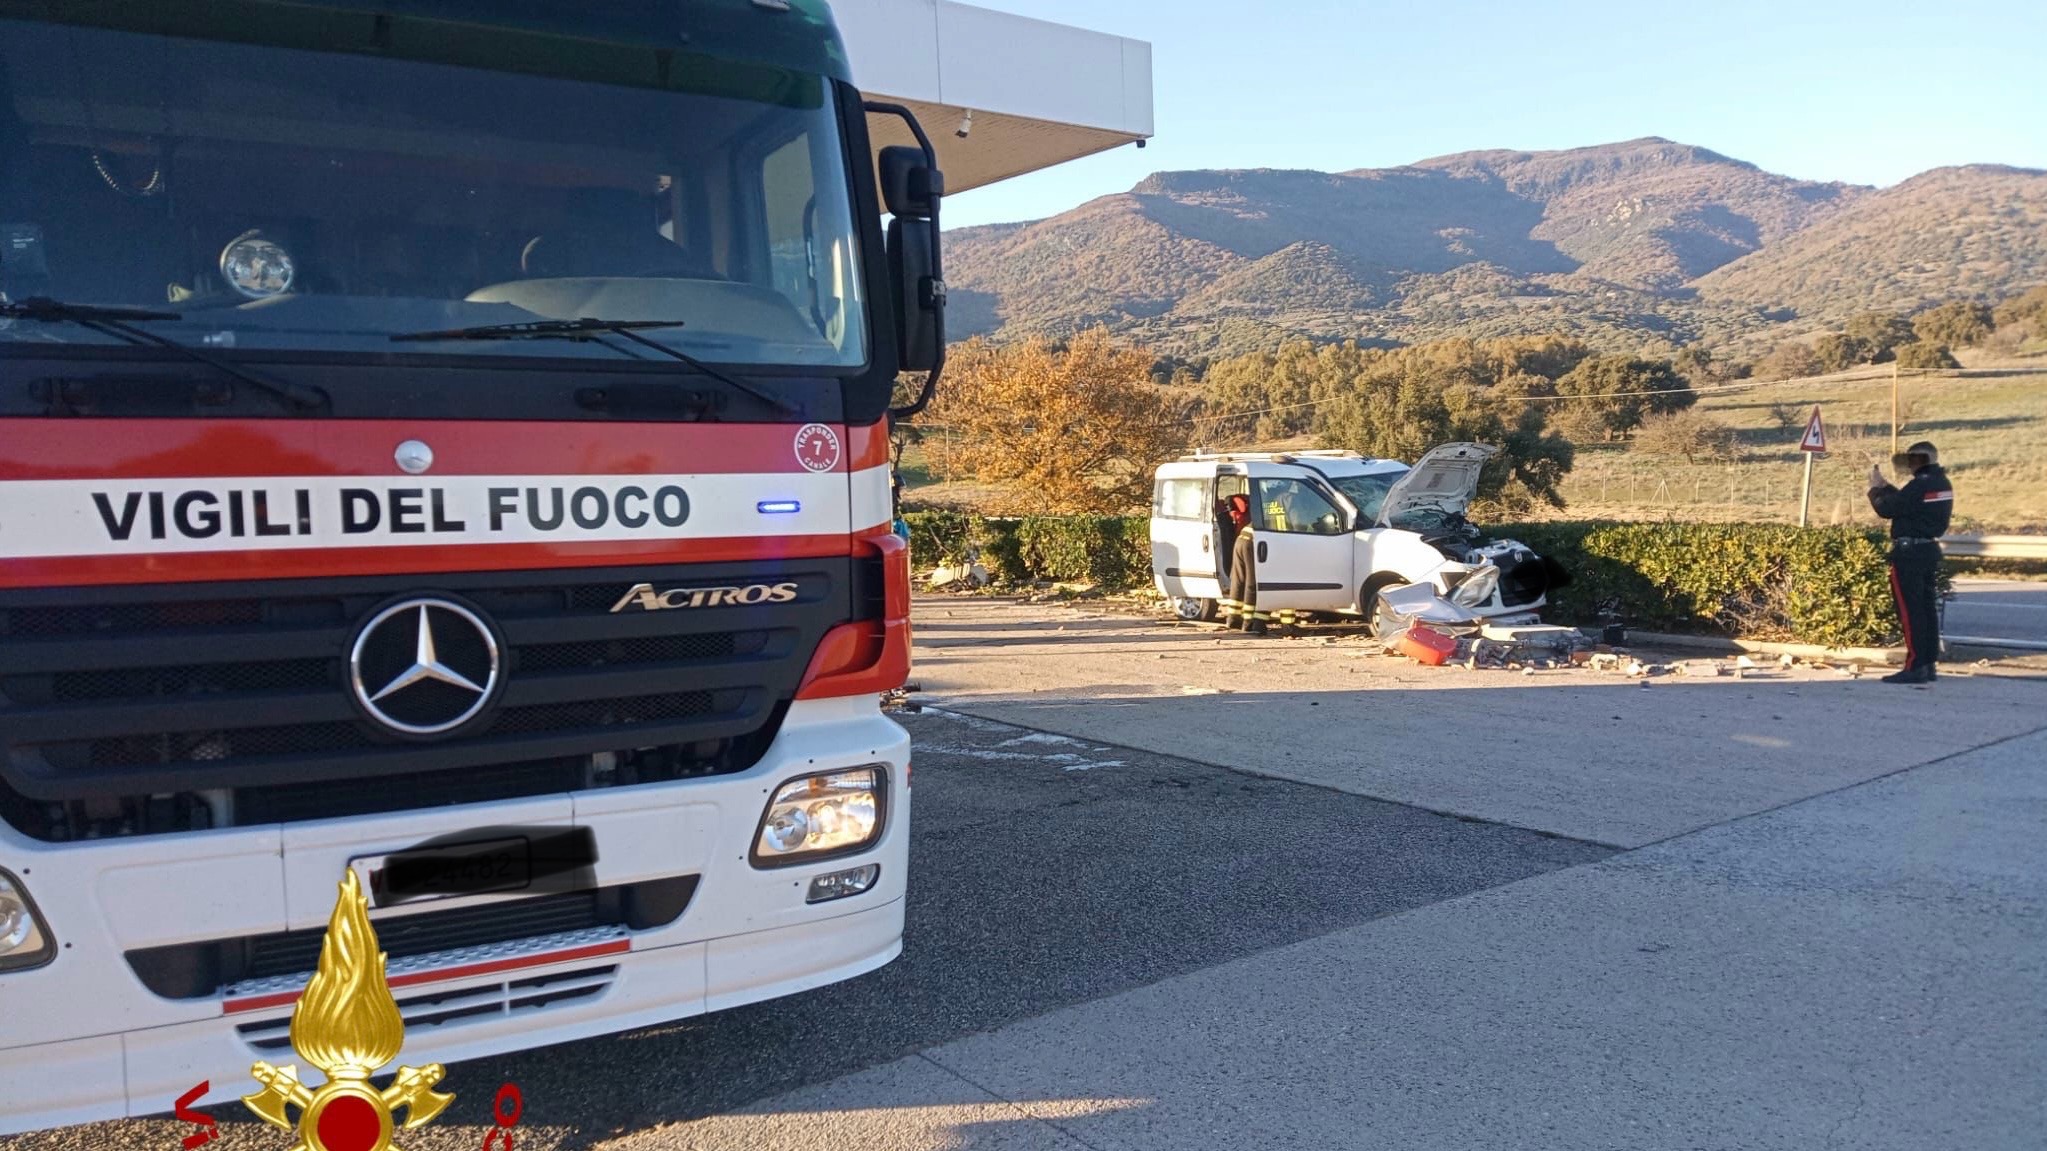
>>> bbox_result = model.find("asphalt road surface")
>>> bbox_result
[1947,578,2047,647]
[0,709,1604,1151]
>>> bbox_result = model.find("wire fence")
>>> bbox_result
[1558,470,1865,523]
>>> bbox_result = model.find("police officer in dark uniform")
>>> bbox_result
[1867,440,1953,684]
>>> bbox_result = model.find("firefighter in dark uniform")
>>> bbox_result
[1867,440,1953,684]
[1221,494,1269,635]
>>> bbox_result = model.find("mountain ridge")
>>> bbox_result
[943,138,2047,359]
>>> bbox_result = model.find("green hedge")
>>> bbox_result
[902,511,1151,588]
[1012,516,1153,588]
[905,512,1932,647]
[1504,522,1938,648]
[901,510,979,568]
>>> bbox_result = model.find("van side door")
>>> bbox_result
[1150,474,1224,602]
[1249,476,1355,612]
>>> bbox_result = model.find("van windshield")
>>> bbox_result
[1328,470,1407,523]
[0,20,868,368]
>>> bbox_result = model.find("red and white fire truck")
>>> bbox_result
[0,0,944,1129]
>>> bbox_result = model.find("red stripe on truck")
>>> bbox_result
[845,421,893,472]
[0,418,865,479]
[222,937,632,1015]
[0,533,853,589]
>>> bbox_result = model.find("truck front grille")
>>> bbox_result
[0,559,852,840]
[237,959,624,1049]
[61,691,722,768]
[125,876,697,1001]
[52,659,336,701]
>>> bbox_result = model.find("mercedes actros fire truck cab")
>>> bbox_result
[0,0,946,1130]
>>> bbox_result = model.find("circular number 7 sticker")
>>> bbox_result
[793,424,842,473]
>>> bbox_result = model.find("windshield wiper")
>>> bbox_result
[390,318,794,414]
[1,297,329,411]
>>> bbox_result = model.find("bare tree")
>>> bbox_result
[1633,410,1735,464]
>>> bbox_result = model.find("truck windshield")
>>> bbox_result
[0,20,868,368]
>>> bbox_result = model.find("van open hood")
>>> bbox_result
[1376,442,1498,527]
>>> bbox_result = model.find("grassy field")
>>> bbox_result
[1549,368,2047,532]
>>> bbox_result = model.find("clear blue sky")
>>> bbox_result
[941,0,2047,229]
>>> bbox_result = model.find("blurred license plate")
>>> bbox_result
[351,825,599,910]
[352,835,534,909]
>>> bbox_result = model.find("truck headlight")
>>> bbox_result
[752,768,884,867]
[0,869,54,972]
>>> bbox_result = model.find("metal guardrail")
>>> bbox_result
[1942,536,2047,651]
[1941,535,2047,559]
[1946,635,2047,653]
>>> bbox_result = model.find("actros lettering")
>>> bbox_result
[610,581,800,613]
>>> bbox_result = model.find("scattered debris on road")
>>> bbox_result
[928,562,990,589]
[1357,619,1889,683]
[882,682,925,712]
[927,588,1988,686]
[1394,624,1460,666]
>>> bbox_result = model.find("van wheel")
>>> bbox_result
[1172,596,1219,622]
[1359,574,1404,638]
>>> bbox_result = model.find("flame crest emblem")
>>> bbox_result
[243,871,454,1151]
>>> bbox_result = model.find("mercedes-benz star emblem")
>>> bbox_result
[348,598,501,736]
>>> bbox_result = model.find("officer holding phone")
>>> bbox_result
[1867,440,1953,685]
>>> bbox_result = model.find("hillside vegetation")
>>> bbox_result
[946,139,2047,360]
[1692,166,2047,317]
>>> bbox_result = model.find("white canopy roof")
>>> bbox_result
[832,0,1154,193]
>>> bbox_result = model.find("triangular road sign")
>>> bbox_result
[1799,406,1827,453]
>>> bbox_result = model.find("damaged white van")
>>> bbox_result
[1149,445,1564,629]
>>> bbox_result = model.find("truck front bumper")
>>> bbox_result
[0,697,908,1134]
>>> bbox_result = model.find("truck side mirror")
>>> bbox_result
[865,104,949,414]
[879,146,945,373]
[887,217,943,372]
[879,146,943,219]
